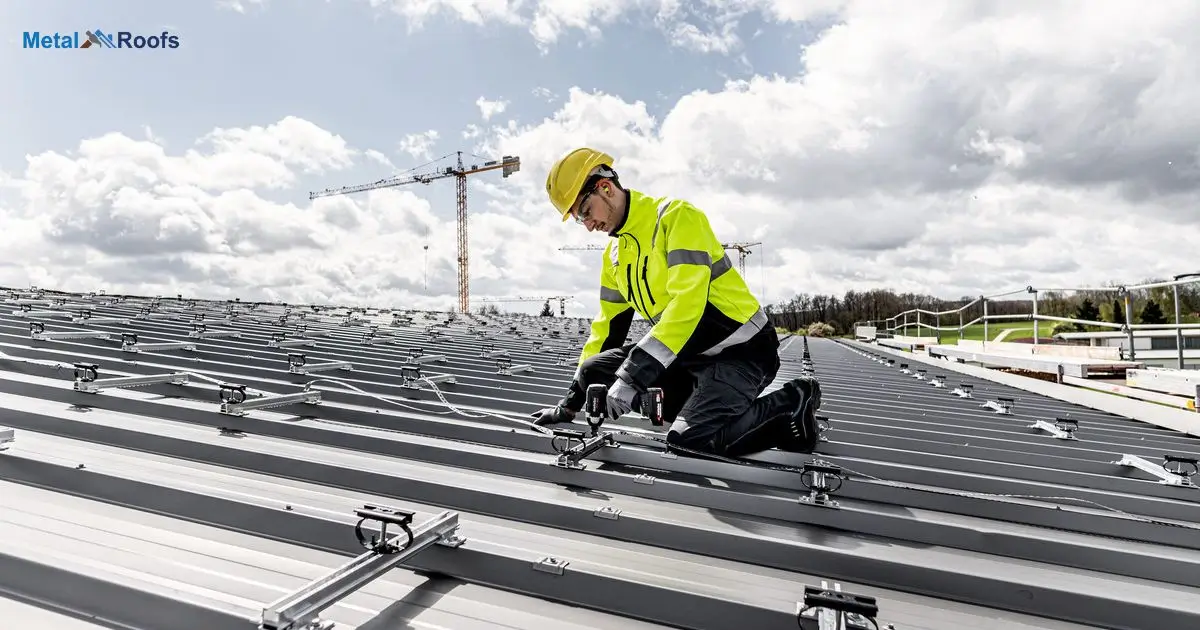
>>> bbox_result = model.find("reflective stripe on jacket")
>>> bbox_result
[579,189,769,390]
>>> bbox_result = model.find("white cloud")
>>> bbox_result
[531,87,558,102]
[0,117,599,311]
[476,97,509,121]
[363,149,395,169]
[362,0,834,54]
[466,0,1200,302]
[7,0,1200,316]
[216,0,268,14]
[397,129,440,160]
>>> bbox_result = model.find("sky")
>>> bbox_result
[2,0,1199,317]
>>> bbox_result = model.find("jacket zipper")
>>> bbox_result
[641,256,656,306]
[625,264,644,316]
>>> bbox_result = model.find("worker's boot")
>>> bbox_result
[722,378,819,457]
[773,376,822,453]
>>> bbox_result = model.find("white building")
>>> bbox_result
[1053,329,1200,369]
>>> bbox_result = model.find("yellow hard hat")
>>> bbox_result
[545,148,615,221]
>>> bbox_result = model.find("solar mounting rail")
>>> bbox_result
[2,290,1200,628]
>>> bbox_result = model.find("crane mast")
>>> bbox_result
[309,151,520,312]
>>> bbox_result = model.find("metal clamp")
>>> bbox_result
[798,462,846,509]
[797,581,881,630]
[553,385,619,469]
[1113,454,1199,488]
[260,508,463,630]
[980,397,1014,415]
[354,505,415,553]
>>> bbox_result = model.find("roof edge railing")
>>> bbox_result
[858,271,1200,365]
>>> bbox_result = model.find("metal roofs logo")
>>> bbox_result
[22,29,180,50]
[81,30,115,48]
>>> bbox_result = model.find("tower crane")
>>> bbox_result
[723,241,761,276]
[560,241,762,275]
[478,295,574,316]
[309,151,521,313]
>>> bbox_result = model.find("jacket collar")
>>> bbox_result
[609,189,653,238]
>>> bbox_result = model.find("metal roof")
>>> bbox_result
[1,289,1198,630]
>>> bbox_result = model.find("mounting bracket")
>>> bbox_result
[552,385,665,470]
[950,383,974,398]
[1113,453,1199,488]
[496,356,534,375]
[798,461,846,509]
[406,348,447,364]
[360,332,392,345]
[0,426,13,452]
[797,581,881,630]
[119,332,196,353]
[71,310,128,324]
[480,344,507,358]
[553,384,620,470]
[269,333,316,348]
[287,353,352,375]
[928,374,946,388]
[1029,418,1078,440]
[72,363,189,393]
[189,323,241,339]
[259,507,464,630]
[218,383,321,416]
[29,322,111,342]
[980,397,1014,415]
[399,365,456,389]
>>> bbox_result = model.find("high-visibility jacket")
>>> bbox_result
[580,189,770,390]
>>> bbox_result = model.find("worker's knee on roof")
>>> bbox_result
[666,417,721,452]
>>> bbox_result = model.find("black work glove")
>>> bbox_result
[531,405,576,426]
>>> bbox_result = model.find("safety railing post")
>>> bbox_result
[1175,283,1184,369]
[1031,288,1039,346]
[1123,289,1137,362]
[982,298,989,349]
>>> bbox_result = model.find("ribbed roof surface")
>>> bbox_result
[1,289,1197,630]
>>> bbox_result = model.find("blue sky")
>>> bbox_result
[2,0,806,177]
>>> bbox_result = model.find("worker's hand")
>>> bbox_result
[531,405,576,426]
[605,378,639,421]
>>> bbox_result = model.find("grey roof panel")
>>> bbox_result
[2,292,1200,630]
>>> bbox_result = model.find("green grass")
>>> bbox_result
[893,321,1049,344]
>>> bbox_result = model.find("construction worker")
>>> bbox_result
[531,147,823,457]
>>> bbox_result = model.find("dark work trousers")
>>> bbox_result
[561,325,801,458]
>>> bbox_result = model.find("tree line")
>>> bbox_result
[766,278,1200,336]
